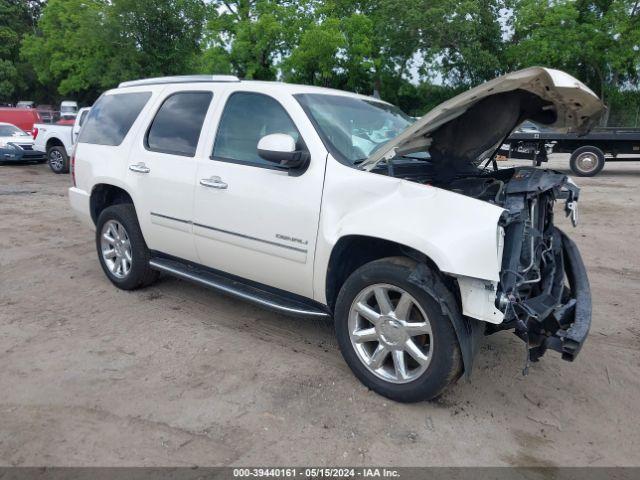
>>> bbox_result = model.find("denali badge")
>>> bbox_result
[276,234,308,246]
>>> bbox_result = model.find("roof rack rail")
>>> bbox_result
[118,75,240,88]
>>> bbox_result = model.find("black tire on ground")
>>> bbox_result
[95,204,159,290]
[47,145,69,174]
[334,257,462,403]
[569,146,605,177]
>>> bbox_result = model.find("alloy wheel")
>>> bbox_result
[100,220,132,279]
[49,150,64,171]
[348,283,433,384]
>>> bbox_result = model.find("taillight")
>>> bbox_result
[32,127,38,139]
[71,145,77,187]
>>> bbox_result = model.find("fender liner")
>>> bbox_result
[408,262,484,378]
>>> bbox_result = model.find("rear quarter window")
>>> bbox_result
[79,92,151,146]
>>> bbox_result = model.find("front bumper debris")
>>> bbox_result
[546,230,592,361]
[521,228,591,362]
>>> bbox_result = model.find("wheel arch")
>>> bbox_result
[325,235,443,312]
[90,183,135,225]
[45,137,65,152]
[326,237,483,379]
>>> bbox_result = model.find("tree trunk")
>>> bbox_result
[372,75,381,99]
[601,71,619,127]
[601,97,611,127]
[599,75,609,127]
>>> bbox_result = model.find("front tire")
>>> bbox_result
[570,146,605,177]
[96,204,159,290]
[334,257,462,402]
[47,146,69,174]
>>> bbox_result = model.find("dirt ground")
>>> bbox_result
[0,155,638,467]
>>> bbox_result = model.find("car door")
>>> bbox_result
[126,87,215,263]
[193,88,327,298]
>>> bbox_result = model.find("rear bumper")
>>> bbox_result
[546,231,592,361]
[68,187,93,228]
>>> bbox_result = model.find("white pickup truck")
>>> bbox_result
[69,69,601,402]
[33,107,90,173]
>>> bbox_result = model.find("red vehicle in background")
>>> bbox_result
[0,108,42,135]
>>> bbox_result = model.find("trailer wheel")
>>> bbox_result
[570,146,605,177]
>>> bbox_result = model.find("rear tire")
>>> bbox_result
[569,146,605,177]
[96,204,159,290]
[47,146,69,174]
[334,257,462,403]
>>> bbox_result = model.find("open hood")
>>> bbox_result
[360,67,605,171]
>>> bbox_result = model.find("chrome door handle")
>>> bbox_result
[200,176,228,189]
[129,162,150,174]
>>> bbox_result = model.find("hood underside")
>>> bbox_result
[361,67,605,171]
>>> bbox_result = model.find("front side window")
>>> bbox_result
[79,92,151,146]
[146,92,213,157]
[213,92,301,167]
[295,94,413,165]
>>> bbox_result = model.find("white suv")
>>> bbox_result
[69,68,601,402]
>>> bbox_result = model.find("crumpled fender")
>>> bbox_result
[408,262,484,378]
[313,159,506,304]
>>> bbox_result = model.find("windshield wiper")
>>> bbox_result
[399,155,431,161]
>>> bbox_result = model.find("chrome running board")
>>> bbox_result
[149,257,331,319]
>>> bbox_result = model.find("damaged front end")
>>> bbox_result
[454,167,592,364]
[358,67,600,368]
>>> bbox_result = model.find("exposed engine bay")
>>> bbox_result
[357,68,598,381]
[447,168,582,360]
[373,159,590,366]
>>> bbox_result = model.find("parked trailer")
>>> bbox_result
[501,127,640,176]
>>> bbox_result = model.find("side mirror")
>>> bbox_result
[257,133,308,169]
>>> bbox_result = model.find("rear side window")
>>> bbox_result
[79,92,151,146]
[146,91,213,157]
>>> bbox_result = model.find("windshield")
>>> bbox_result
[61,106,77,113]
[296,93,414,165]
[0,125,28,137]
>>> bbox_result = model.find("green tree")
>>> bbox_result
[283,18,348,87]
[282,0,429,94]
[0,0,42,102]
[434,0,508,85]
[201,1,313,80]
[282,14,374,92]
[281,0,509,95]
[22,0,207,102]
[111,0,207,78]
[508,0,640,124]
[22,0,116,101]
